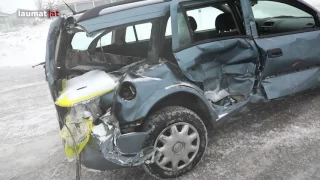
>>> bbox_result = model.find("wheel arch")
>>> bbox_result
[135,85,218,129]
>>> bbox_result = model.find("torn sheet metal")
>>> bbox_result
[228,77,255,96]
[112,61,187,124]
[90,112,157,166]
[262,67,320,99]
[212,97,250,121]
[222,63,256,75]
[52,66,158,167]
[80,139,124,171]
[205,89,230,103]
[174,38,258,99]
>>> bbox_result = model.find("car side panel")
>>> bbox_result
[110,61,218,124]
[257,31,320,77]
[173,38,258,97]
[244,0,320,100]
[134,83,219,124]
[262,67,320,99]
[256,27,320,100]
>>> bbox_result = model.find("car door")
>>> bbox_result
[249,0,320,99]
[170,0,259,116]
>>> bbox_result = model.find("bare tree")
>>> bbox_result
[44,0,62,10]
[33,0,44,10]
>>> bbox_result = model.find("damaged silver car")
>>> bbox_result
[45,0,320,178]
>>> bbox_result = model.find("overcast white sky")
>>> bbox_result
[0,0,319,13]
[0,0,35,13]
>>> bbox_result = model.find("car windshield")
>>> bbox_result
[252,1,313,19]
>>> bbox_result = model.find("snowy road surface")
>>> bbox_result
[1,66,320,180]
[0,21,50,67]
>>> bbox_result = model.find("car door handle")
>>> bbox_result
[267,48,283,58]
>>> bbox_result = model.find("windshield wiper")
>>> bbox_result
[273,15,312,18]
[273,15,296,18]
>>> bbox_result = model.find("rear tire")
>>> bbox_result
[142,106,207,179]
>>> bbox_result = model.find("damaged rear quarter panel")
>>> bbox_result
[112,61,218,125]
[83,61,217,170]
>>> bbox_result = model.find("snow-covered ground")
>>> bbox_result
[0,21,51,67]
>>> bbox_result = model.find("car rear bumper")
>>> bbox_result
[80,115,156,171]
[81,138,124,171]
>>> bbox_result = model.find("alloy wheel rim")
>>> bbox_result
[154,122,200,171]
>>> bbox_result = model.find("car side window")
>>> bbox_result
[126,22,152,43]
[252,1,316,36]
[173,2,241,50]
[96,32,112,48]
[177,5,193,48]
[72,32,95,50]
[186,7,224,32]
[165,17,172,37]
[166,7,223,36]
[72,31,112,50]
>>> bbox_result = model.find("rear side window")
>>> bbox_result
[72,32,94,50]
[186,7,223,32]
[166,7,224,36]
[171,1,240,50]
[96,33,112,48]
[72,31,112,50]
[125,22,152,43]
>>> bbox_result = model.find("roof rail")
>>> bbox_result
[77,0,147,22]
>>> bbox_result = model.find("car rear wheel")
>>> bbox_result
[142,106,207,179]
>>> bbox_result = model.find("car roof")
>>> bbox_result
[78,0,168,22]
[77,0,170,34]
